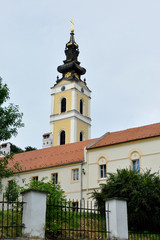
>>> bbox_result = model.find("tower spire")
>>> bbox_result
[57,23,86,82]
[70,19,74,33]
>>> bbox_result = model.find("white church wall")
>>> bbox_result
[86,136,160,194]
[0,163,82,201]
[1,136,160,202]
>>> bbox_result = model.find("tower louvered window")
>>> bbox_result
[60,130,65,145]
[80,132,83,141]
[61,98,66,113]
[80,99,83,114]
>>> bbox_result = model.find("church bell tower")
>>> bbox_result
[50,23,91,146]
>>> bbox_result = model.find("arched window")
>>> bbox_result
[60,130,65,145]
[130,150,141,173]
[80,99,83,114]
[61,98,66,113]
[80,132,83,141]
[98,156,107,179]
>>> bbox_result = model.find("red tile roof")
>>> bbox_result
[88,123,160,149]
[7,139,97,173]
[43,132,52,136]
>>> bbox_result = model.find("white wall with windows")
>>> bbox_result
[1,136,160,201]
[0,163,82,201]
[86,136,160,197]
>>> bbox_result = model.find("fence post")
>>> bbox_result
[105,198,128,240]
[21,189,48,240]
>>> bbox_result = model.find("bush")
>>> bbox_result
[91,169,160,232]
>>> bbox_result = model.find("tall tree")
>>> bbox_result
[24,146,37,152]
[0,77,24,190]
[0,77,24,141]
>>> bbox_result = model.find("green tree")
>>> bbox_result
[22,177,66,237]
[5,179,20,201]
[10,144,24,154]
[24,146,37,152]
[0,77,24,190]
[10,144,37,154]
[0,77,24,141]
[22,177,65,202]
[91,169,160,232]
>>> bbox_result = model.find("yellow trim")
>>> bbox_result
[77,120,89,141]
[65,190,81,194]
[53,119,71,146]
[77,91,89,117]
[58,188,102,195]
[128,148,142,160]
[97,178,107,182]
[54,90,72,114]
[96,154,108,164]
[88,157,128,165]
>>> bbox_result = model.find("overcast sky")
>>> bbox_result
[0,0,160,149]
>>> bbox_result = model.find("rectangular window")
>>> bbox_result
[52,173,58,184]
[133,160,140,172]
[32,176,38,182]
[72,168,79,181]
[100,165,106,178]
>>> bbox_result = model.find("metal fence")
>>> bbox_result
[129,231,160,240]
[0,195,24,238]
[128,219,160,240]
[46,199,110,239]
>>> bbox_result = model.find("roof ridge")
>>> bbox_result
[10,138,97,157]
[88,122,160,150]
[86,132,110,149]
[109,122,160,135]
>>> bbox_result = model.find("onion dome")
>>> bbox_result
[57,29,86,82]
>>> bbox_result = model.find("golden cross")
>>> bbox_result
[70,19,74,32]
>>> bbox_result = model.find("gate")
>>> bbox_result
[46,199,110,239]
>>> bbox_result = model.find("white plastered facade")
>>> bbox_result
[1,135,160,201]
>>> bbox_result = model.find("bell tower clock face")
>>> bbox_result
[61,86,65,91]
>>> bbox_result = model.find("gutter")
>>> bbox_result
[80,161,84,206]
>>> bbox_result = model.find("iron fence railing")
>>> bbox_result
[0,195,25,238]
[129,231,160,240]
[46,199,110,239]
[128,213,160,240]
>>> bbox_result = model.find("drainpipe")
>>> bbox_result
[80,162,83,207]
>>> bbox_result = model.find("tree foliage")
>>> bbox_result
[0,77,24,190]
[0,154,14,192]
[22,177,66,202]
[5,179,20,202]
[0,77,24,142]
[10,144,37,154]
[91,169,160,231]
[10,144,23,154]
[24,146,37,152]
